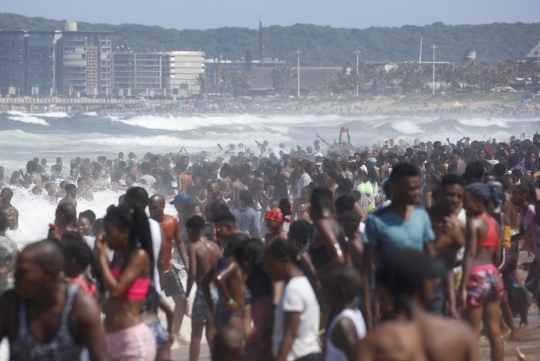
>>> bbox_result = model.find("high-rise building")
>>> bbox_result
[26,31,62,96]
[0,22,111,96]
[56,22,112,96]
[0,31,27,96]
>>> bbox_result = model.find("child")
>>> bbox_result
[63,233,99,301]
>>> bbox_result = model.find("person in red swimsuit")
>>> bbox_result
[459,182,503,361]
[149,194,189,343]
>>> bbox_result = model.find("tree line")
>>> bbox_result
[1,12,540,66]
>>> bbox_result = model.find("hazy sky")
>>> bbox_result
[3,0,538,30]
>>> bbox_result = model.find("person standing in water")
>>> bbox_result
[59,184,78,209]
[0,210,17,293]
[0,188,19,230]
[176,157,194,194]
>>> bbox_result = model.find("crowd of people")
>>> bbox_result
[1,128,540,361]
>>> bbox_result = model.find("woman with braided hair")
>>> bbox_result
[95,204,157,361]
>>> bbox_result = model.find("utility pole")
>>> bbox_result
[296,49,301,97]
[430,44,437,95]
[354,49,361,96]
[419,36,423,64]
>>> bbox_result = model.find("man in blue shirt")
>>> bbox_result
[231,190,261,238]
[363,163,435,330]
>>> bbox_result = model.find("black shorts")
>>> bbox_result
[163,268,185,296]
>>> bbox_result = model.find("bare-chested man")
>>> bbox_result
[55,203,77,232]
[356,248,478,361]
[0,188,19,230]
[59,184,78,209]
[184,216,222,361]
[230,168,247,206]
[22,160,43,187]
[77,178,94,202]
[201,214,248,334]
[428,174,466,319]
[176,157,193,194]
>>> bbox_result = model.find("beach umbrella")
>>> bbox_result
[453,102,463,107]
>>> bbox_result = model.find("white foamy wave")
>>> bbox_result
[6,111,49,126]
[113,114,354,132]
[32,112,70,118]
[457,118,509,128]
[5,185,179,247]
[79,131,295,152]
[83,112,98,116]
[389,120,424,135]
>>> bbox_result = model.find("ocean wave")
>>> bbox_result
[31,111,70,118]
[457,118,509,128]
[6,111,49,126]
[112,114,354,132]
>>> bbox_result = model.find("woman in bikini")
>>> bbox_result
[95,205,157,361]
[459,182,504,361]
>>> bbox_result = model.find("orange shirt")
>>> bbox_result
[159,214,181,271]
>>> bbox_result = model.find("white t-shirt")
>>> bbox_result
[272,276,321,361]
[148,218,162,293]
[297,173,312,199]
[140,174,156,187]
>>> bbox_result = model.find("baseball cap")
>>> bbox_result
[367,158,377,166]
[376,248,446,297]
[170,194,191,205]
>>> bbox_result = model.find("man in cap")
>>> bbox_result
[356,248,478,361]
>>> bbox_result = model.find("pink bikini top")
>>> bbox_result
[111,268,150,301]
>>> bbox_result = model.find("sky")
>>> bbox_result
[2,0,538,30]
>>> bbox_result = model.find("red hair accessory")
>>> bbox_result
[265,207,284,223]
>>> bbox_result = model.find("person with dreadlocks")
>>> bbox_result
[95,204,157,361]
[459,182,504,361]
